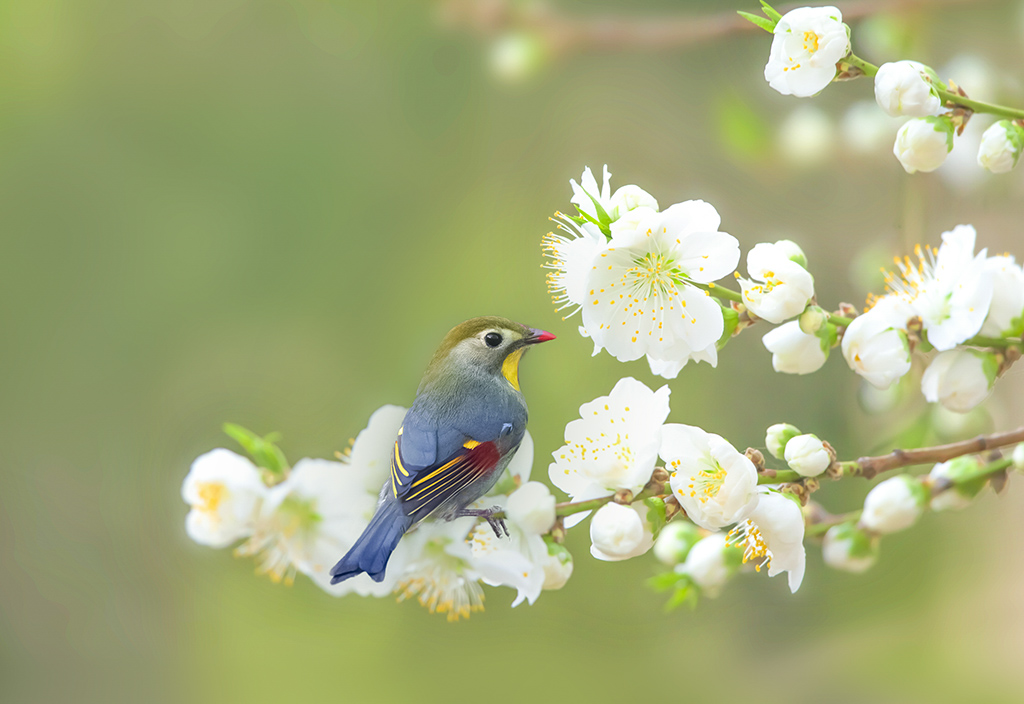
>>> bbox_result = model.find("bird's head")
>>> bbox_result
[422,316,555,391]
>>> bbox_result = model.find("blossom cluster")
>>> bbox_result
[549,377,807,596]
[748,3,1024,176]
[837,224,1021,413]
[182,409,572,621]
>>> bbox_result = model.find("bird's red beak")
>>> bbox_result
[526,328,556,344]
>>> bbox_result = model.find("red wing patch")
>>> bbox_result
[393,441,501,521]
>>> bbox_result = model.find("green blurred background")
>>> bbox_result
[2,1,1024,702]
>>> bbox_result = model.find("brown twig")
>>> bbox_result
[850,427,1024,479]
[439,0,981,55]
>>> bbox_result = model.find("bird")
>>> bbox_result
[329,316,555,585]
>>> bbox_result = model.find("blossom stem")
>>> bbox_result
[828,314,855,327]
[554,470,669,517]
[844,51,1024,121]
[805,510,862,538]
[692,282,742,302]
[965,335,1024,348]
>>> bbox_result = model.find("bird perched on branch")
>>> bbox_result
[329,316,555,585]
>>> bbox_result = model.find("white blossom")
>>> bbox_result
[873,60,941,117]
[784,434,831,477]
[182,449,267,548]
[893,116,954,173]
[739,241,815,324]
[490,32,545,82]
[570,165,658,228]
[921,349,997,413]
[977,120,1024,173]
[549,377,670,510]
[247,457,384,593]
[765,423,801,460]
[653,520,701,566]
[762,321,828,374]
[676,533,737,597]
[580,201,739,373]
[506,481,556,535]
[393,518,485,621]
[1012,444,1024,473]
[822,523,877,573]
[467,495,550,607]
[663,423,760,531]
[764,6,850,98]
[840,297,913,389]
[589,502,655,561]
[881,226,993,351]
[861,475,927,534]
[979,255,1024,337]
[728,491,806,593]
[543,216,606,319]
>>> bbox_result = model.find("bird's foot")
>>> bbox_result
[454,506,509,539]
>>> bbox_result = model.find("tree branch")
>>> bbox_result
[848,427,1024,479]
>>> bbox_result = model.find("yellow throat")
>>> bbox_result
[501,348,525,391]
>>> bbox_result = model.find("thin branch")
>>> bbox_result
[439,0,981,55]
[849,427,1024,479]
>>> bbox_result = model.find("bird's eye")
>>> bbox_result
[484,332,503,348]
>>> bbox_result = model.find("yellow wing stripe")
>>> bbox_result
[409,455,464,488]
[408,467,479,504]
[463,440,481,449]
[394,442,409,476]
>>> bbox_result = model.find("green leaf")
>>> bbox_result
[737,10,775,33]
[665,582,699,612]
[716,93,772,162]
[759,1,783,23]
[644,497,667,535]
[577,188,613,238]
[647,571,688,592]
[223,422,288,475]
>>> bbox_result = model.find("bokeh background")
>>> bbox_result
[3,1,1024,702]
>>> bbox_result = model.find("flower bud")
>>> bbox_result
[589,503,654,561]
[980,256,1024,337]
[873,60,941,117]
[762,321,829,375]
[799,305,827,335]
[778,105,835,168]
[676,533,739,598]
[766,423,802,460]
[1013,444,1024,473]
[921,349,997,413]
[893,116,954,174]
[653,520,702,566]
[506,481,556,534]
[977,120,1024,174]
[541,540,574,590]
[774,239,808,269]
[783,434,831,477]
[840,299,913,389]
[928,456,985,511]
[861,475,928,534]
[822,523,878,573]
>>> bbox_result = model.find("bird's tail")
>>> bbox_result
[330,499,413,584]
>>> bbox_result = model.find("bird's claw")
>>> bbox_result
[454,505,509,539]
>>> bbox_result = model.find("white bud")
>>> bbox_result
[861,475,927,534]
[873,60,941,117]
[763,321,829,375]
[921,349,997,413]
[842,100,900,155]
[589,503,654,561]
[766,423,802,460]
[784,434,831,477]
[840,300,913,389]
[893,116,955,173]
[677,533,735,598]
[653,521,701,566]
[977,121,1024,173]
[506,481,556,534]
[774,239,808,269]
[541,542,574,590]
[799,305,828,335]
[928,456,985,511]
[822,523,878,573]
[1012,444,1024,473]
[489,32,545,82]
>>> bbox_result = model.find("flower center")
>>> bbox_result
[802,31,820,54]
[196,481,226,513]
[396,541,485,622]
[686,461,726,503]
[728,520,772,572]
[627,252,683,298]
